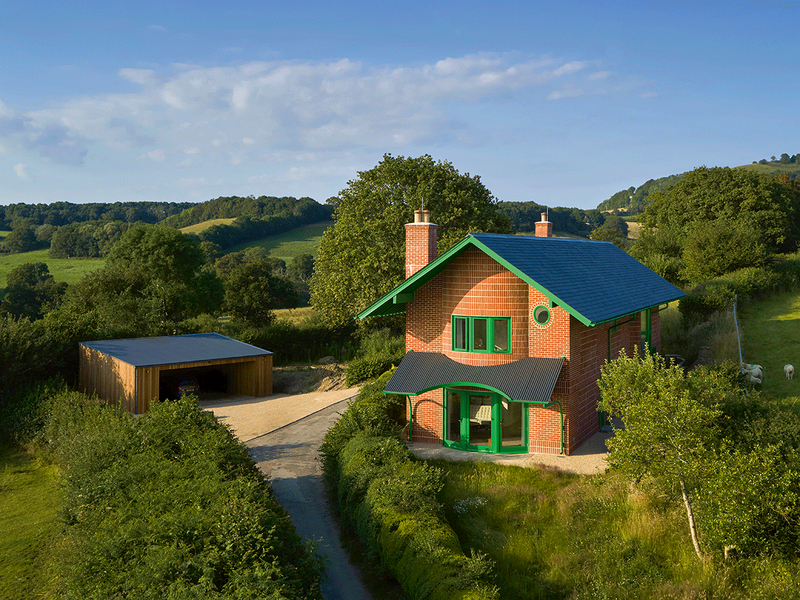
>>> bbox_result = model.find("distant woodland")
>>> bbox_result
[0,196,334,258]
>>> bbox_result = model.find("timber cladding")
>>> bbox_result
[79,333,273,414]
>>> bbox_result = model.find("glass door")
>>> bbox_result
[500,399,524,450]
[444,389,527,453]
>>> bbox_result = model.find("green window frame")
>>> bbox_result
[452,315,511,354]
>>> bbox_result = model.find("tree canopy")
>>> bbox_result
[599,350,800,560]
[642,166,800,254]
[310,154,512,326]
[56,224,223,337]
[0,262,67,320]
[222,259,298,328]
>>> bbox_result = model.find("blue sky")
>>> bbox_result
[1,1,798,210]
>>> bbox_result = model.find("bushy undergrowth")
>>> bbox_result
[187,312,358,365]
[680,266,780,323]
[320,372,498,600]
[435,460,800,599]
[345,327,405,386]
[36,390,323,600]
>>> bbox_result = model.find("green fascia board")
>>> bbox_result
[466,236,596,326]
[356,236,476,320]
[356,234,684,326]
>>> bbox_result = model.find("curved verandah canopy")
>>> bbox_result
[384,351,567,452]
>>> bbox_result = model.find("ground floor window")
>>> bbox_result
[443,388,527,453]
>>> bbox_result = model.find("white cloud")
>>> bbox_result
[119,68,158,86]
[548,85,584,100]
[588,71,612,81]
[2,53,626,172]
[13,163,34,182]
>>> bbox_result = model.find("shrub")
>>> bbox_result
[345,327,405,386]
[320,376,498,599]
[39,392,324,599]
[679,266,780,323]
[345,355,402,386]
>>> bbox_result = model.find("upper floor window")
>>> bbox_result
[452,316,511,353]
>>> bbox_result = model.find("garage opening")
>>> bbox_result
[159,366,230,401]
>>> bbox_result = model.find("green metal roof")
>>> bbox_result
[357,233,685,327]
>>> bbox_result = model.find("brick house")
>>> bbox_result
[357,210,685,455]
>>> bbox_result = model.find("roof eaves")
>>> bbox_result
[356,235,476,320]
[466,235,596,327]
[586,294,687,327]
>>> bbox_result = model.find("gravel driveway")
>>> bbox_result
[203,390,373,600]
[201,389,611,599]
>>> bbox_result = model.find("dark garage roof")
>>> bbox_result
[384,351,564,404]
[80,333,271,367]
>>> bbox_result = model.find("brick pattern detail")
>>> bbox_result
[403,246,662,455]
[534,220,553,238]
[405,222,438,278]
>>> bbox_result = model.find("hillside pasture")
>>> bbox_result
[0,250,105,289]
[226,221,331,263]
[739,289,800,407]
[179,218,236,235]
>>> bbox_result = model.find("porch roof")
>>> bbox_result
[384,351,564,404]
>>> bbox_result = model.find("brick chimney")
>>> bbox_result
[405,209,438,278]
[535,212,553,238]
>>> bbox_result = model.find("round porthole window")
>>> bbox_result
[533,305,551,325]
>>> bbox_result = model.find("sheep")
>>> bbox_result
[747,374,762,385]
[742,365,763,380]
[785,364,794,380]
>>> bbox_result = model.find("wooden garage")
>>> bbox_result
[79,333,273,414]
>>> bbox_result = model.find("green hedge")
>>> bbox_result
[679,266,781,322]
[320,372,498,600]
[37,391,323,599]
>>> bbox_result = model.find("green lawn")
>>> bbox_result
[0,249,105,289]
[0,445,62,600]
[739,289,800,406]
[226,222,331,263]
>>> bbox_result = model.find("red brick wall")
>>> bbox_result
[403,246,664,455]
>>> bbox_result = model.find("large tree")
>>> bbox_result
[642,166,800,254]
[58,224,224,337]
[0,262,67,320]
[311,154,512,326]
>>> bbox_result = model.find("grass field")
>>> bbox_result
[0,221,331,290]
[0,445,62,600]
[274,306,315,324]
[0,249,105,289]
[226,221,331,263]
[179,218,236,235]
[739,289,800,406]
